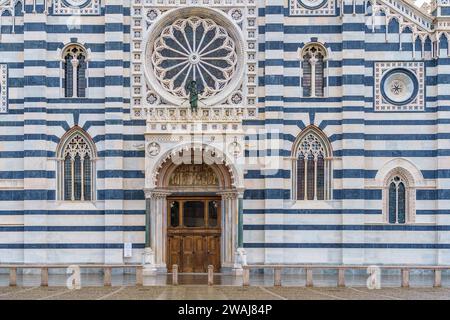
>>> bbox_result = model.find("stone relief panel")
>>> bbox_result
[169,164,219,187]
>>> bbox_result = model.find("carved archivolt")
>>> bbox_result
[149,143,242,189]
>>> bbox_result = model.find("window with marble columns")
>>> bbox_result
[301,44,327,98]
[57,128,96,201]
[292,128,332,201]
[63,45,87,98]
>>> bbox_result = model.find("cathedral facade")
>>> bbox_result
[0,0,449,273]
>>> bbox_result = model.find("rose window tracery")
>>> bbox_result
[151,16,238,101]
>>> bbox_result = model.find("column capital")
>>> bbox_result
[218,190,240,200]
[236,187,245,198]
[144,188,171,199]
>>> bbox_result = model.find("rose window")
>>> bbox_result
[151,16,238,101]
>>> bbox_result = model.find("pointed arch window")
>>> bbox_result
[293,130,332,200]
[58,130,95,201]
[63,45,87,98]
[301,44,326,98]
[387,176,407,224]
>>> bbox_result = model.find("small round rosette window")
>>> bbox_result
[381,68,419,106]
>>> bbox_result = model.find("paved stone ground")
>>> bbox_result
[0,286,450,300]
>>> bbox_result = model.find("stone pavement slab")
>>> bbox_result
[0,286,449,300]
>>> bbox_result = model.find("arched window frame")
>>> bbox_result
[60,43,89,98]
[57,127,97,202]
[437,32,449,58]
[299,43,328,98]
[291,127,333,201]
[383,169,415,224]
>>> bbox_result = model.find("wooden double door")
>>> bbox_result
[167,197,221,273]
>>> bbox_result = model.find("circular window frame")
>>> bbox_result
[143,6,246,107]
[298,0,328,10]
[61,0,92,9]
[380,68,419,106]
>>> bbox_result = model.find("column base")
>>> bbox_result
[142,247,157,276]
[232,247,247,276]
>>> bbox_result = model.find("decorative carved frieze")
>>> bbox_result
[0,64,7,113]
[373,0,433,32]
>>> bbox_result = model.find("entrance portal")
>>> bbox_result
[143,144,245,274]
[167,197,221,273]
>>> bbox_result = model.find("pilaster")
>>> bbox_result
[340,0,366,264]
[103,0,127,264]
[142,189,171,273]
[262,0,285,265]
[22,0,49,264]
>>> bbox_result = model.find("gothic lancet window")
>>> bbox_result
[294,129,332,200]
[301,44,326,97]
[63,45,87,98]
[387,176,407,224]
[58,129,95,201]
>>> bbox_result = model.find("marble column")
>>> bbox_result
[234,190,247,275]
[220,190,246,274]
[142,189,170,275]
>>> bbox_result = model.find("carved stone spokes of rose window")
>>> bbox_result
[151,16,238,100]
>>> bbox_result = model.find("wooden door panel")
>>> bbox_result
[193,236,206,273]
[206,236,221,272]
[168,236,182,270]
[182,236,194,273]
